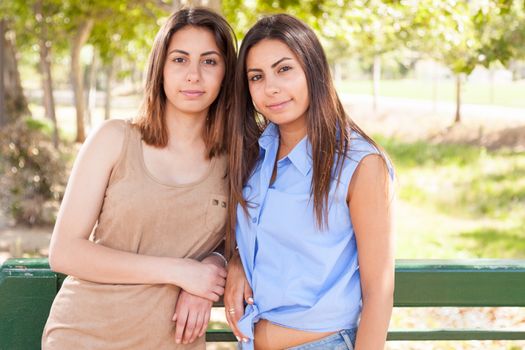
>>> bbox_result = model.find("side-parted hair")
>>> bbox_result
[227,14,389,257]
[135,7,237,158]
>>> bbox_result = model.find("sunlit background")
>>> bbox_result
[1,1,524,349]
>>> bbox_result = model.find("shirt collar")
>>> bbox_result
[259,123,312,177]
[285,135,312,177]
[258,122,279,151]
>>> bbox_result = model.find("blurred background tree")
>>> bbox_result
[0,0,524,259]
[3,0,524,136]
[2,3,524,346]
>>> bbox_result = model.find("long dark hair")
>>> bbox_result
[135,7,237,158]
[227,14,388,257]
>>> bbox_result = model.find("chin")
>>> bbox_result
[180,107,210,115]
[175,101,213,114]
[267,115,300,126]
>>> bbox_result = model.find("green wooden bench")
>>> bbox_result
[1,258,524,348]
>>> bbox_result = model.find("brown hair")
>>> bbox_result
[227,14,389,257]
[135,7,237,158]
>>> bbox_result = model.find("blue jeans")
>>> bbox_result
[286,328,357,350]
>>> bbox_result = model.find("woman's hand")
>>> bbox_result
[173,290,212,344]
[172,253,227,344]
[173,259,227,302]
[224,254,252,342]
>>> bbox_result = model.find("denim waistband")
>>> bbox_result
[286,328,357,350]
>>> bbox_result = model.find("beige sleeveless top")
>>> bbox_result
[42,120,228,350]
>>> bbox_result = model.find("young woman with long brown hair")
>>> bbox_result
[42,8,236,349]
[224,14,395,350]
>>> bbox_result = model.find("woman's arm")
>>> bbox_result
[224,253,253,342]
[172,253,228,345]
[48,120,226,301]
[348,154,395,350]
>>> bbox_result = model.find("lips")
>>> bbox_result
[266,99,292,110]
[181,90,205,98]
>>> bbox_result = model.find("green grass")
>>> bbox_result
[378,135,525,259]
[336,79,525,108]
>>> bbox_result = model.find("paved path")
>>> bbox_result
[342,93,525,125]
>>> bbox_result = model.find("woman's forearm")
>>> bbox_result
[354,293,393,350]
[49,236,184,285]
[49,233,227,302]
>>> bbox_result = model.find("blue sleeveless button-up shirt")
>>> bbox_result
[236,123,391,349]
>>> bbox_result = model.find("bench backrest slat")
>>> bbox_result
[394,259,525,307]
[1,258,524,348]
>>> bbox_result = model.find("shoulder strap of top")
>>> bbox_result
[106,119,135,185]
[337,133,394,195]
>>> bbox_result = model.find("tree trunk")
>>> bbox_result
[454,74,462,124]
[71,19,94,143]
[1,21,30,124]
[35,0,59,147]
[372,54,381,112]
[39,42,58,147]
[0,18,6,127]
[104,60,114,120]
[86,47,98,130]
[432,60,439,113]
[489,68,495,104]
[509,60,519,81]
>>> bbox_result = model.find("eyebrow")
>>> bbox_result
[271,57,292,68]
[247,57,293,73]
[168,49,221,56]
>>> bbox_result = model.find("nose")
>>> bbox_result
[264,76,280,96]
[186,62,201,83]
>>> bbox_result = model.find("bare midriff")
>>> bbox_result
[253,319,337,350]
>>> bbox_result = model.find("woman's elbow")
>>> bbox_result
[362,281,394,306]
[48,240,67,273]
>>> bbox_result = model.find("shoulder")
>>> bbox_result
[347,132,380,158]
[86,119,127,148]
[347,153,393,203]
[93,118,128,141]
[78,119,130,167]
[344,132,393,174]
[354,154,390,180]
[338,131,394,195]
[337,132,380,177]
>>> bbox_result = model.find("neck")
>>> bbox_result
[164,103,207,151]
[277,119,307,157]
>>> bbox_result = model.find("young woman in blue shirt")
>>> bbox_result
[224,14,395,350]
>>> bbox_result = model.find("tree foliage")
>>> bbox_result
[2,0,524,131]
[473,0,525,66]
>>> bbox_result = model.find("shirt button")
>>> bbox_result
[252,217,257,224]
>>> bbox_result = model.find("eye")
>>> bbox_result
[172,57,186,63]
[248,74,262,82]
[279,65,292,73]
[203,58,217,65]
